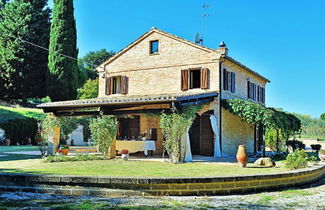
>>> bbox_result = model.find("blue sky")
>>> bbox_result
[49,0,325,118]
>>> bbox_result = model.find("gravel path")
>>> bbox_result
[0,178,324,209]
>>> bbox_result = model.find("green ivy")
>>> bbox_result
[159,104,204,163]
[89,115,118,158]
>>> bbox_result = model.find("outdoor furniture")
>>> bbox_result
[116,140,156,156]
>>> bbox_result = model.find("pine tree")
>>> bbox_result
[0,0,50,101]
[47,0,78,101]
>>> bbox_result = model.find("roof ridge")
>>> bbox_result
[97,27,216,70]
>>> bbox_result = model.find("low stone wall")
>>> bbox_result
[0,163,324,196]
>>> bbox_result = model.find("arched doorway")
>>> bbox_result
[189,111,214,156]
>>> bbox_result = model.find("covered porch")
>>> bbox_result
[38,91,221,161]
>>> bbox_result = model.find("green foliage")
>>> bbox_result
[159,105,203,163]
[79,49,115,80]
[320,150,325,154]
[294,113,325,138]
[286,140,305,151]
[0,118,38,145]
[0,0,50,100]
[41,115,78,142]
[222,99,301,132]
[223,98,302,153]
[77,78,99,99]
[43,154,104,163]
[0,105,45,123]
[47,0,78,101]
[89,116,118,158]
[321,113,325,121]
[285,149,308,169]
[265,128,286,152]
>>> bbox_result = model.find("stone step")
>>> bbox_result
[69,146,98,153]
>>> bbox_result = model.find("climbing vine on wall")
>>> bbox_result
[159,104,204,164]
[222,98,301,153]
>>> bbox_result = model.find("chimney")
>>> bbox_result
[216,41,228,56]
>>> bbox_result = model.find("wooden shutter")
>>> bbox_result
[200,68,209,89]
[253,83,256,100]
[181,70,189,91]
[261,88,265,103]
[231,72,235,93]
[247,81,250,98]
[257,86,260,101]
[223,69,228,90]
[105,77,112,95]
[121,76,128,94]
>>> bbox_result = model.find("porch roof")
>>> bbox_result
[37,91,218,116]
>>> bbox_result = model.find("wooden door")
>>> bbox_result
[189,114,200,155]
[200,115,214,156]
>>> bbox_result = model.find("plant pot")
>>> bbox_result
[61,148,69,155]
[319,153,325,162]
[121,154,129,161]
[236,145,248,168]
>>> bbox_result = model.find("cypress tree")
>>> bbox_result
[0,0,50,101]
[47,0,78,101]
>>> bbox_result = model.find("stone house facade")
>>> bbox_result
[95,28,269,157]
[39,28,270,159]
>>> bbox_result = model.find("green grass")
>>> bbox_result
[0,105,45,123]
[298,135,325,141]
[0,158,288,177]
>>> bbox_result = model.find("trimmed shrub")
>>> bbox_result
[43,154,104,163]
[285,149,308,169]
[0,118,38,145]
[286,140,305,151]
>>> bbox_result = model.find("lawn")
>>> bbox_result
[0,158,289,177]
[0,105,45,123]
[298,135,325,141]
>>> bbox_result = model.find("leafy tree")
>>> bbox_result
[77,78,98,99]
[47,0,78,101]
[79,49,115,80]
[0,0,50,101]
[321,113,325,121]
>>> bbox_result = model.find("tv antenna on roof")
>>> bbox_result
[194,0,211,46]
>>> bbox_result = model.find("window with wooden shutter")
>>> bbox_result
[223,68,228,90]
[200,68,209,89]
[253,83,256,100]
[121,76,129,94]
[257,86,260,101]
[262,87,265,103]
[181,70,189,91]
[247,81,250,98]
[105,77,112,95]
[231,72,235,93]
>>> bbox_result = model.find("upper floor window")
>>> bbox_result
[223,69,235,93]
[190,69,201,89]
[105,76,129,95]
[181,68,209,90]
[112,76,121,94]
[247,81,265,103]
[150,40,159,54]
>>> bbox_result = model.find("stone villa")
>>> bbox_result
[39,27,270,160]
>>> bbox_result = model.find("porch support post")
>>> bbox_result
[47,126,61,155]
[108,139,116,159]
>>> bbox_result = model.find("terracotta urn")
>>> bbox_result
[61,148,69,155]
[236,145,248,167]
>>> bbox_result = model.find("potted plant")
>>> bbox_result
[119,149,129,160]
[58,145,70,155]
[319,150,325,162]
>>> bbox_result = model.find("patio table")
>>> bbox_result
[116,140,156,156]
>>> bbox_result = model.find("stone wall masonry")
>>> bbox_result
[0,163,324,196]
